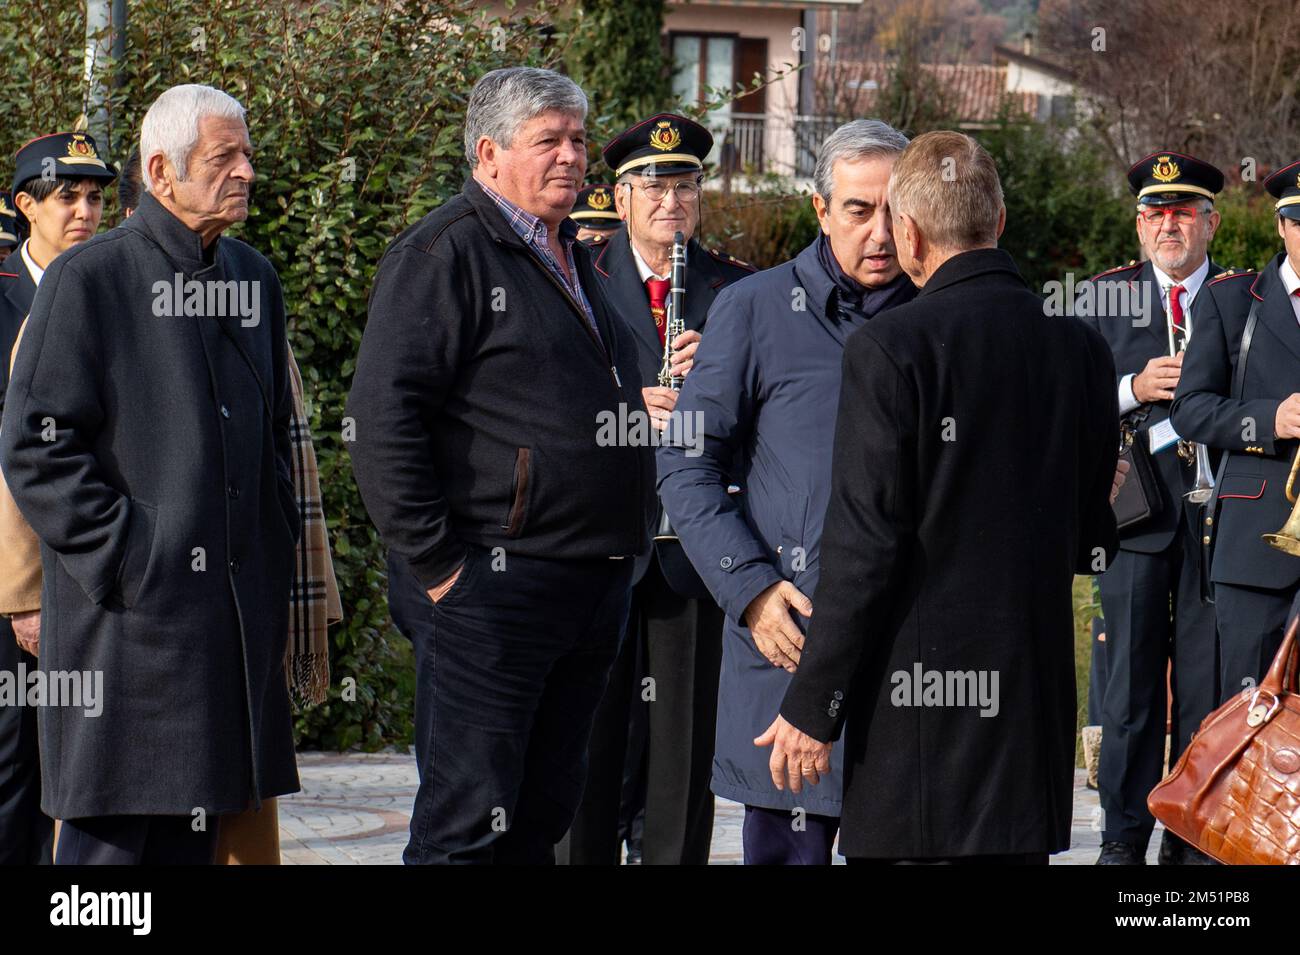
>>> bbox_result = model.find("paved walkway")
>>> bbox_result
[278,751,1161,865]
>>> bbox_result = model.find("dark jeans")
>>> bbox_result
[55,814,222,865]
[742,804,839,865]
[0,627,52,865]
[402,544,632,865]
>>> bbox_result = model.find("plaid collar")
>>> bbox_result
[476,179,580,246]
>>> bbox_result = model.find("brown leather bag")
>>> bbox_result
[1148,615,1300,864]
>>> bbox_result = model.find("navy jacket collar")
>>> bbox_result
[791,237,841,321]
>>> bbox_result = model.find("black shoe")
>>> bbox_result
[1097,840,1145,865]
[1181,844,1218,865]
[1157,830,1217,865]
[1158,829,1184,865]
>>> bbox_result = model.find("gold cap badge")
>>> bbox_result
[1152,156,1180,183]
[649,121,682,152]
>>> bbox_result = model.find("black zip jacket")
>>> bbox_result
[347,178,655,589]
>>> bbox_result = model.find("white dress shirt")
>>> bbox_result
[630,239,669,284]
[18,239,44,287]
[1280,256,1300,326]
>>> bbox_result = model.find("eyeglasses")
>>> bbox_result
[1139,208,1206,225]
[626,179,702,203]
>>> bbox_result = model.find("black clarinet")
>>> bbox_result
[654,232,709,598]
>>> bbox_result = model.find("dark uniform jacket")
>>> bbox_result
[347,179,655,591]
[780,249,1119,857]
[0,252,36,403]
[1078,257,1225,553]
[0,193,301,819]
[1172,256,1300,592]
[590,225,754,582]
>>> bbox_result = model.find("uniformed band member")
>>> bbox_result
[570,183,621,247]
[0,132,116,866]
[560,113,754,866]
[1080,151,1225,866]
[0,191,19,266]
[1173,160,1300,726]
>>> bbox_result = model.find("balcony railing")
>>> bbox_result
[713,113,841,180]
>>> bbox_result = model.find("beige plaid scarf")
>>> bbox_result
[286,347,340,706]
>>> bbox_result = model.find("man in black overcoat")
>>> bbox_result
[761,131,1121,863]
[0,84,300,864]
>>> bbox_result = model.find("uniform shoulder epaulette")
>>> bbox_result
[1089,260,1140,282]
[1209,268,1255,285]
[709,247,756,272]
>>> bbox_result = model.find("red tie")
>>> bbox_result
[1169,284,1187,351]
[646,277,669,347]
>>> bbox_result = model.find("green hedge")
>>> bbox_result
[0,0,591,750]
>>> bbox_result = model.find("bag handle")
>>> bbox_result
[1259,612,1300,698]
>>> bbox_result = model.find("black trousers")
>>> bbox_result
[560,558,723,865]
[1213,582,1293,704]
[0,622,53,865]
[1098,520,1218,847]
[55,814,221,865]
[398,544,631,865]
[847,853,1048,866]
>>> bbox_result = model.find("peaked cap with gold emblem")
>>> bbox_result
[12,131,119,198]
[1126,150,1224,206]
[1263,160,1300,222]
[569,183,621,230]
[602,112,713,179]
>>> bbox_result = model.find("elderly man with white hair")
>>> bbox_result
[0,83,301,864]
[347,66,653,864]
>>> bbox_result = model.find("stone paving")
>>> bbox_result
[278,751,1161,865]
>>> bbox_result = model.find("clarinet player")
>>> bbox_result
[561,114,754,865]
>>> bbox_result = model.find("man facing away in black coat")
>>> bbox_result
[758,131,1123,863]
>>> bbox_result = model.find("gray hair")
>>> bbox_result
[140,84,246,193]
[813,119,910,202]
[464,67,588,168]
